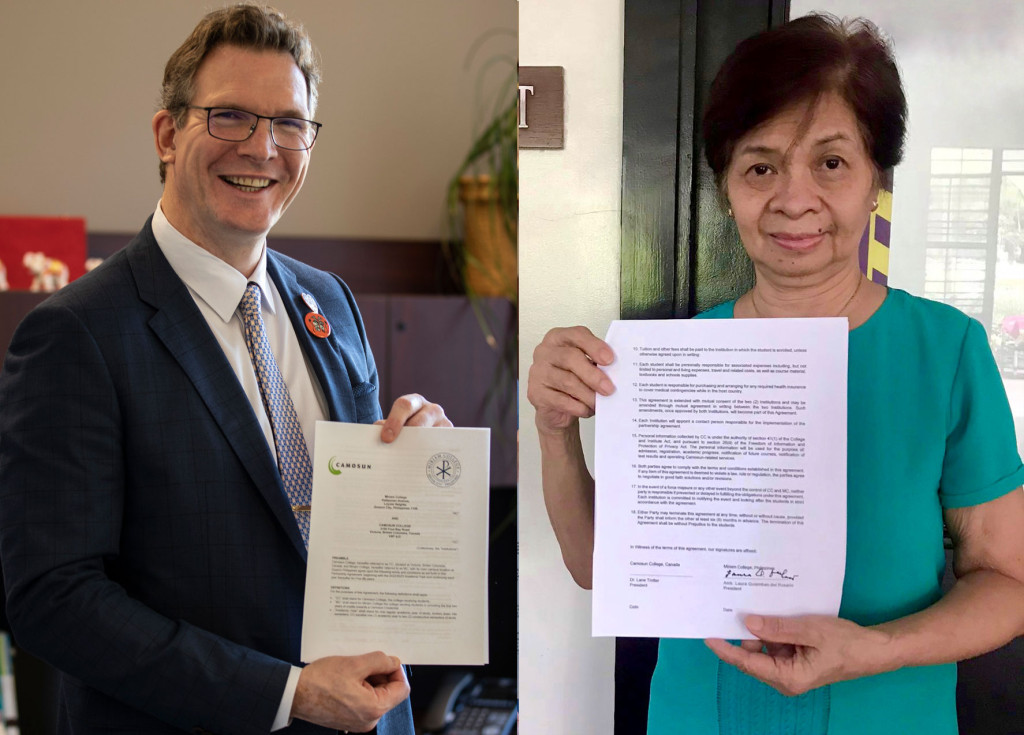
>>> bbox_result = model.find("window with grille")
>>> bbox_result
[924,148,994,322]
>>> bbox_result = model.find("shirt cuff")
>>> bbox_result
[272,666,304,731]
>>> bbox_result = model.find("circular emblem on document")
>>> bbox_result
[426,452,461,487]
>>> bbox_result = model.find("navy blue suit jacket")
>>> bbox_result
[0,220,414,735]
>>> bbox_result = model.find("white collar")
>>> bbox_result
[151,202,275,322]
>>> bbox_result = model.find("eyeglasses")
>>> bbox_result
[187,106,322,151]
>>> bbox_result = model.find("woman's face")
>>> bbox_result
[725,93,877,284]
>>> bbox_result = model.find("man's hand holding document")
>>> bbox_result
[302,422,490,665]
[593,318,847,640]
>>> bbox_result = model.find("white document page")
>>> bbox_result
[302,422,490,665]
[593,318,847,640]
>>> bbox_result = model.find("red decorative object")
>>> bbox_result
[304,311,331,338]
[0,216,87,292]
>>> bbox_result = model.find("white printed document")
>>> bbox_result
[593,318,847,639]
[302,422,490,665]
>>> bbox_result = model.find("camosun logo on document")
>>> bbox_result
[325,454,461,486]
[327,457,373,475]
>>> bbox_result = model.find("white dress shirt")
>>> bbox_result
[152,203,315,730]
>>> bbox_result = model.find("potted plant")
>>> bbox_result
[444,88,517,419]
[445,93,517,302]
[443,38,518,482]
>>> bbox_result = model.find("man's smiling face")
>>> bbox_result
[155,43,313,267]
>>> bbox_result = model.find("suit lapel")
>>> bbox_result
[267,255,357,423]
[126,223,307,559]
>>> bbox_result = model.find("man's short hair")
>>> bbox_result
[158,3,321,183]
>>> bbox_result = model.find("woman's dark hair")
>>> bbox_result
[703,13,907,189]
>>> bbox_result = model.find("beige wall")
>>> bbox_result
[0,1,516,240]
[519,0,623,732]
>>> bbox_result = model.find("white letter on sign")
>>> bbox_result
[518,85,535,128]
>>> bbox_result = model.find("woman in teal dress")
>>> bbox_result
[526,14,1024,735]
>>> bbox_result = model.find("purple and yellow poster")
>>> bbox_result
[860,173,894,284]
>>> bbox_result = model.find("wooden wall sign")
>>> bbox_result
[518,66,564,149]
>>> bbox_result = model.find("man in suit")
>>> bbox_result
[0,6,449,734]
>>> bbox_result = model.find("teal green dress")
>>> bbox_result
[646,289,1024,735]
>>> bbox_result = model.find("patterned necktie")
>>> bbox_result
[238,282,313,546]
